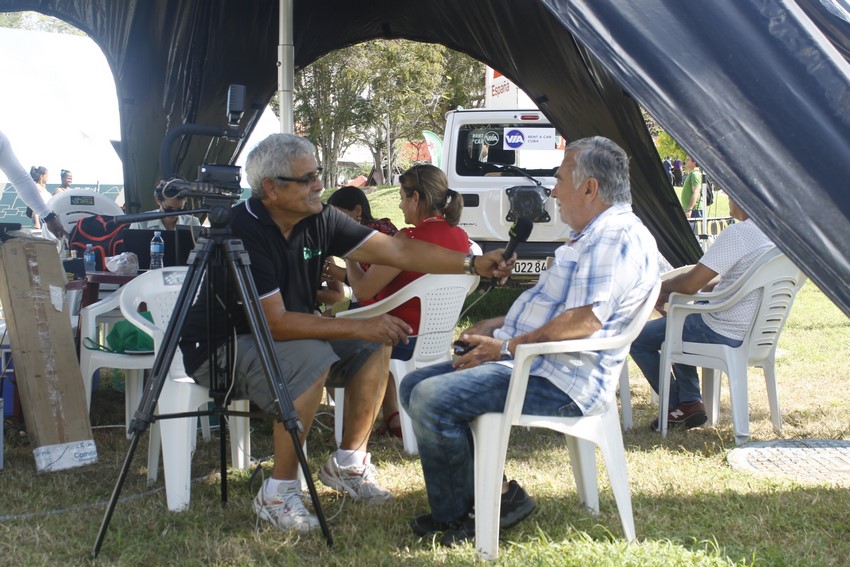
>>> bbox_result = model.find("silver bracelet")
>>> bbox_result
[463,254,479,276]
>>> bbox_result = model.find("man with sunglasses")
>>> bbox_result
[179,133,513,534]
[128,177,202,231]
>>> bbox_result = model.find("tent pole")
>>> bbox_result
[278,0,294,133]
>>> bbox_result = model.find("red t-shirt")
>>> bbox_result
[371,216,469,333]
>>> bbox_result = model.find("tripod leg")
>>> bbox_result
[93,237,217,557]
[225,239,333,547]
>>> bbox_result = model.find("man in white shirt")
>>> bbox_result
[630,197,774,429]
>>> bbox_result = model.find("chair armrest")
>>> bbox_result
[79,290,122,340]
[118,298,164,346]
[513,334,637,361]
[335,274,478,320]
[335,290,414,320]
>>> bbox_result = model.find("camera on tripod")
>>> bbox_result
[164,163,242,203]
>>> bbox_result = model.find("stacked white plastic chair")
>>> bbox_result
[470,280,660,561]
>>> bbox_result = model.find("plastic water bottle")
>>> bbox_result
[149,230,164,270]
[83,244,97,273]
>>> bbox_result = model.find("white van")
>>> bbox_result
[442,108,568,277]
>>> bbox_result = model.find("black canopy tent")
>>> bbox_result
[2,0,849,318]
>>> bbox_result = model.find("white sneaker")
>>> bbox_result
[318,453,393,503]
[253,481,319,532]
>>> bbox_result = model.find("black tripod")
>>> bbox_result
[92,199,333,557]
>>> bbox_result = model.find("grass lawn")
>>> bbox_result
[2,187,848,565]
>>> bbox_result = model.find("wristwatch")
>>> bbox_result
[499,339,513,360]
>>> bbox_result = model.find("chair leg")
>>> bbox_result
[726,360,751,445]
[390,369,419,454]
[228,400,251,471]
[124,369,145,439]
[199,407,212,443]
[471,413,507,561]
[596,409,636,540]
[160,414,196,511]
[81,360,94,412]
[702,368,722,425]
[658,343,672,438]
[618,364,633,431]
[565,435,599,513]
[334,387,345,447]
[147,419,161,485]
[471,413,509,561]
[762,358,782,434]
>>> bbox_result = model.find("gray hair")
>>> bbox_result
[567,136,631,205]
[244,133,317,198]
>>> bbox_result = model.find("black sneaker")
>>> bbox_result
[439,513,475,547]
[499,480,537,529]
[410,513,466,537]
[650,400,708,431]
[442,480,536,546]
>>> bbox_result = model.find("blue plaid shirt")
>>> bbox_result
[494,204,659,415]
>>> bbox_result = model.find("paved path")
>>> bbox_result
[727,439,850,486]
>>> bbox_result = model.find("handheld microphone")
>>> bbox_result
[487,217,533,286]
[502,217,533,261]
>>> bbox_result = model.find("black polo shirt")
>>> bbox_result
[179,197,374,374]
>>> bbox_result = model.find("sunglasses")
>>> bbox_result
[276,167,323,185]
[159,180,187,199]
[161,205,184,213]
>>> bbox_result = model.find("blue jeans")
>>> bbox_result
[629,314,742,408]
[399,361,581,523]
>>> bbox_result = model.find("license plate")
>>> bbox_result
[513,258,548,276]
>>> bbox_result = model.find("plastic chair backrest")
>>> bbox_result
[337,273,478,366]
[45,188,124,236]
[118,267,189,350]
[740,252,807,365]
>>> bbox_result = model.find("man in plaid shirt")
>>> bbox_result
[400,136,659,545]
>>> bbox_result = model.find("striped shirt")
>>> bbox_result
[494,204,659,415]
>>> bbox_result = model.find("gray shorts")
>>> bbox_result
[191,337,382,414]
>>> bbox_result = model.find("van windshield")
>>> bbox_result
[455,123,565,177]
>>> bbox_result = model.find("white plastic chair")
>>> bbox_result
[44,188,124,239]
[619,264,695,430]
[79,290,154,435]
[334,273,480,454]
[119,267,251,511]
[470,280,660,561]
[658,248,806,444]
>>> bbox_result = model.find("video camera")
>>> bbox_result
[161,164,243,203]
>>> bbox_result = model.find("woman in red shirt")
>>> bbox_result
[342,164,470,437]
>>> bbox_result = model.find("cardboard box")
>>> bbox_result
[0,237,97,472]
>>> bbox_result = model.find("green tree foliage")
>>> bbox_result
[656,129,685,162]
[0,11,85,36]
[293,45,373,189]
[288,39,484,185]
[642,107,685,161]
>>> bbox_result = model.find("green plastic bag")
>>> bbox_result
[105,311,155,353]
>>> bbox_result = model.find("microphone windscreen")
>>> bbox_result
[510,216,533,243]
